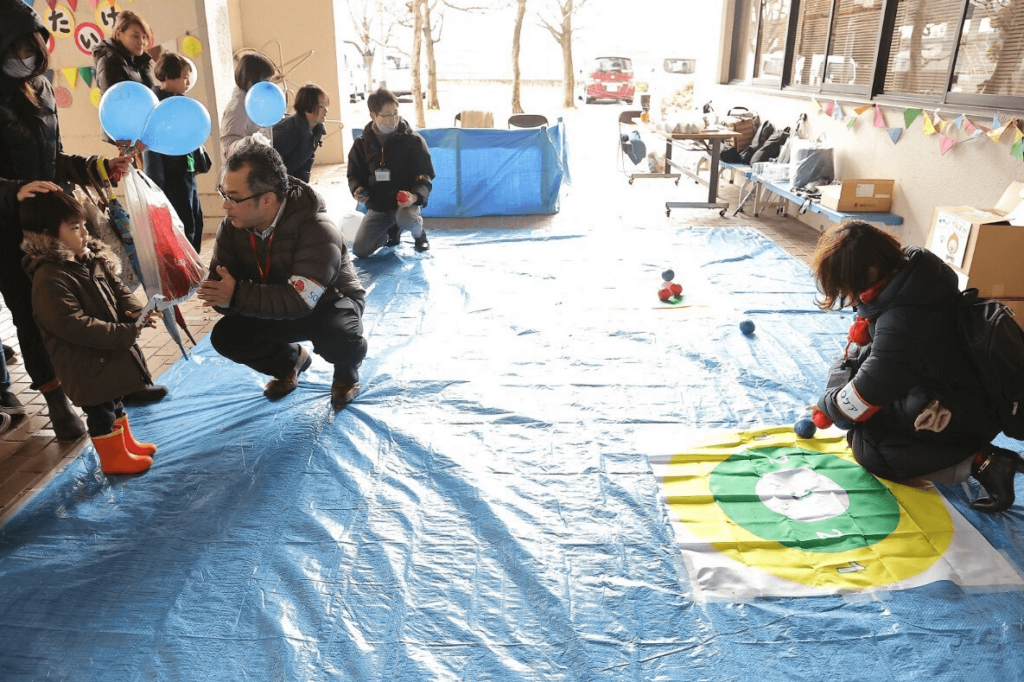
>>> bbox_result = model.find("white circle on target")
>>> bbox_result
[755,467,850,522]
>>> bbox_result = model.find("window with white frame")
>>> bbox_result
[730,0,1024,108]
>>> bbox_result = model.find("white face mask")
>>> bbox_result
[2,54,37,79]
[376,120,398,135]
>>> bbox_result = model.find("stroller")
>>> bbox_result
[617,109,681,185]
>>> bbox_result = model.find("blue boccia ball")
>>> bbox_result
[662,269,675,282]
[794,418,817,439]
[740,319,755,336]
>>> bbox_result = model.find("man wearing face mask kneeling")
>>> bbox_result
[347,88,436,257]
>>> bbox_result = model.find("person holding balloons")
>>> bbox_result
[143,52,212,255]
[0,0,133,439]
[220,52,279,163]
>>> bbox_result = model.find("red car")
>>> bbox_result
[579,56,635,104]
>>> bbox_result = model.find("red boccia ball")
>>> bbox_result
[658,286,672,301]
[396,190,411,204]
[670,283,683,296]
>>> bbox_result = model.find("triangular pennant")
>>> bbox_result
[21,0,34,7]
[832,102,844,120]
[87,0,98,7]
[989,122,1010,142]
[933,113,946,133]
[854,104,872,115]
[1013,137,1023,161]
[993,114,1003,129]
[60,67,78,88]
[823,100,835,116]
[78,66,93,87]
[922,112,937,135]
[846,115,857,129]
[811,97,821,113]
[938,134,958,155]
[873,105,885,128]
[67,0,76,8]
[953,114,965,130]
[887,127,903,144]
[903,108,922,128]
[964,118,979,136]
[45,0,55,9]
[1013,123,1023,143]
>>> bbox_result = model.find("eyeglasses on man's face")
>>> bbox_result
[217,187,266,206]
[375,110,399,121]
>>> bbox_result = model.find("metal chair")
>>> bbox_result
[508,114,549,129]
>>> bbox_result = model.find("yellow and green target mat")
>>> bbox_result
[652,427,1024,599]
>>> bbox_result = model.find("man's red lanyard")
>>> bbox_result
[248,231,275,282]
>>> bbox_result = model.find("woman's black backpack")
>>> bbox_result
[955,289,1024,439]
[750,126,790,165]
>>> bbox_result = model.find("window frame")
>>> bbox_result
[728,0,1024,112]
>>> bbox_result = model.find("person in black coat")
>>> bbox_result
[0,0,135,438]
[143,52,211,255]
[347,88,435,257]
[92,10,155,94]
[812,220,1021,513]
[272,83,329,184]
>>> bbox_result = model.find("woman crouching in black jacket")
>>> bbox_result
[812,219,1022,513]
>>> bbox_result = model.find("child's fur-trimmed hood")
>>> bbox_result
[21,232,122,279]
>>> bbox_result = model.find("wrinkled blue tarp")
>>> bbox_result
[354,120,569,218]
[1,225,1022,681]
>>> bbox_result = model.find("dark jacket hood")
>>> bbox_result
[285,176,327,216]
[0,0,49,62]
[859,246,958,318]
[21,232,121,279]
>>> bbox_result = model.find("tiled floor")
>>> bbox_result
[0,165,822,525]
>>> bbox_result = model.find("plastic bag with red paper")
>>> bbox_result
[121,167,208,305]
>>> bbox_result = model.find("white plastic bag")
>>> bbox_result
[121,167,207,306]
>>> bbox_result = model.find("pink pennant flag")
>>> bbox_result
[964,118,978,135]
[45,0,56,9]
[822,100,835,116]
[87,0,99,7]
[938,134,958,155]
[873,105,885,128]
[67,0,77,9]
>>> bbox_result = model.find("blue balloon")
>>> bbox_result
[139,97,211,156]
[98,81,158,143]
[244,81,286,127]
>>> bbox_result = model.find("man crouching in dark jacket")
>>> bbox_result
[347,88,435,256]
[199,141,367,410]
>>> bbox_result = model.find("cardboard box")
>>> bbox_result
[819,179,895,212]
[926,182,1024,298]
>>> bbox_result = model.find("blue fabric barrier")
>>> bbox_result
[0,225,1022,681]
[352,120,570,217]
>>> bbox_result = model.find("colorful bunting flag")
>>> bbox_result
[87,0,98,7]
[823,100,835,116]
[78,66,92,87]
[989,123,1010,142]
[904,108,922,128]
[1013,123,1023,143]
[45,0,56,9]
[887,128,903,144]
[811,97,821,113]
[1013,137,1023,161]
[832,102,844,120]
[938,134,958,155]
[993,114,1003,129]
[953,114,965,130]
[873,105,885,128]
[67,0,76,8]
[933,113,946,133]
[60,67,78,87]
[922,112,937,135]
[854,104,872,115]
[846,115,857,129]
[21,0,34,7]
[964,118,979,136]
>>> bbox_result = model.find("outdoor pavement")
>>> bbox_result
[0,102,822,523]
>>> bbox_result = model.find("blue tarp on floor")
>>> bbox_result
[1,225,1023,681]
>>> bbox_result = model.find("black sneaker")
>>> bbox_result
[385,224,400,247]
[0,388,26,417]
[414,231,430,252]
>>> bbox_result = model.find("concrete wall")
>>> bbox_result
[699,0,1024,248]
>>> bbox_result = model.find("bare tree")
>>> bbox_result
[411,0,427,127]
[422,0,444,109]
[535,0,589,108]
[346,0,396,93]
[511,0,527,113]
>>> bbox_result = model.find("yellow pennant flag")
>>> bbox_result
[810,97,821,113]
[989,123,1010,142]
[922,112,936,135]
[1013,123,1023,143]
[60,67,78,88]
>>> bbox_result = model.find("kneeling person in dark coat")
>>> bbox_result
[272,83,329,184]
[200,141,367,410]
